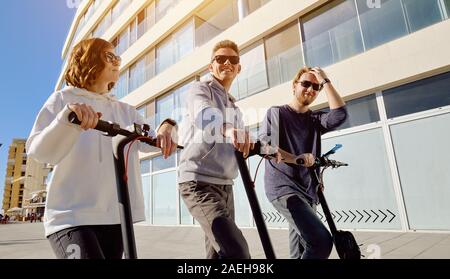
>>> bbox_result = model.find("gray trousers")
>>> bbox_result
[179,180,250,259]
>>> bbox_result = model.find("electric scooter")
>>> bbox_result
[309,144,361,259]
[68,112,182,259]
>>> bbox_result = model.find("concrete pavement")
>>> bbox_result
[1,222,449,259]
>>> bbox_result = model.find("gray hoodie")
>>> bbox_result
[178,77,244,185]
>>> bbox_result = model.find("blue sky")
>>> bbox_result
[0,1,76,204]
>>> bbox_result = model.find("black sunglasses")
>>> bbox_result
[211,55,240,65]
[105,51,121,64]
[297,80,322,91]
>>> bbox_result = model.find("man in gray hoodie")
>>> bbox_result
[178,40,254,259]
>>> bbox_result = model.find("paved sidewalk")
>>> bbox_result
[1,222,449,259]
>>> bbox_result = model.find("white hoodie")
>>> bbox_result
[26,86,158,237]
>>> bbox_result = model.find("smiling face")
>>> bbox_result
[293,72,320,106]
[208,47,241,84]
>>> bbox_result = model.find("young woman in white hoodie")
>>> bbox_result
[26,38,178,259]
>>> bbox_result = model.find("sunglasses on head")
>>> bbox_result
[211,55,240,65]
[105,51,121,64]
[297,80,322,91]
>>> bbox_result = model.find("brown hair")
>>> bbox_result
[65,38,115,91]
[211,40,240,58]
[292,66,313,88]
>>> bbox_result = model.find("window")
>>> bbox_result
[137,9,147,39]
[318,94,380,129]
[140,159,151,175]
[156,0,179,21]
[302,0,364,67]
[173,81,193,124]
[402,0,443,33]
[156,92,174,127]
[129,58,146,93]
[152,154,175,172]
[265,21,303,87]
[112,71,128,99]
[230,42,268,100]
[390,113,450,229]
[194,0,239,47]
[112,0,131,23]
[445,0,450,15]
[152,171,177,225]
[130,18,137,45]
[156,21,194,74]
[356,0,408,50]
[116,27,129,55]
[383,71,450,119]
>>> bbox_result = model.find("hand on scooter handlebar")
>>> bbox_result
[68,111,183,151]
[156,122,178,159]
[68,103,102,131]
[223,125,255,158]
[257,143,313,166]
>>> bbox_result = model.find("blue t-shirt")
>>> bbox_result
[259,105,348,204]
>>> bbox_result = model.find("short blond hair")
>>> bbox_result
[292,66,313,87]
[211,40,239,58]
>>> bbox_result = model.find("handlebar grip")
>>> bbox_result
[296,158,305,165]
[68,111,114,134]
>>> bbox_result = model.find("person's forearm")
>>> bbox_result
[323,82,345,109]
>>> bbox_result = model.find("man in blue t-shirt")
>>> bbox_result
[259,66,348,259]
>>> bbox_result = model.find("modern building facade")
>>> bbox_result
[22,159,52,217]
[57,0,450,232]
[2,139,27,213]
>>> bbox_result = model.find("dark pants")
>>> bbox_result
[179,180,250,259]
[47,224,123,259]
[272,193,333,259]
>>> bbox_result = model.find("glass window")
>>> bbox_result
[179,193,193,225]
[174,81,193,124]
[129,57,146,93]
[142,175,151,222]
[319,94,380,129]
[156,21,194,74]
[112,0,131,23]
[156,92,174,126]
[445,0,450,15]
[302,0,364,67]
[194,0,239,47]
[321,129,401,230]
[156,0,179,21]
[383,71,450,119]
[230,43,268,100]
[152,154,176,172]
[402,0,443,33]
[140,159,151,175]
[152,171,177,225]
[137,9,147,39]
[265,21,303,87]
[116,27,129,55]
[137,106,146,118]
[356,0,408,50]
[146,2,156,31]
[390,113,450,230]
[112,71,128,99]
[130,19,137,45]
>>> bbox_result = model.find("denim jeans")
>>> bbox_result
[272,193,333,259]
